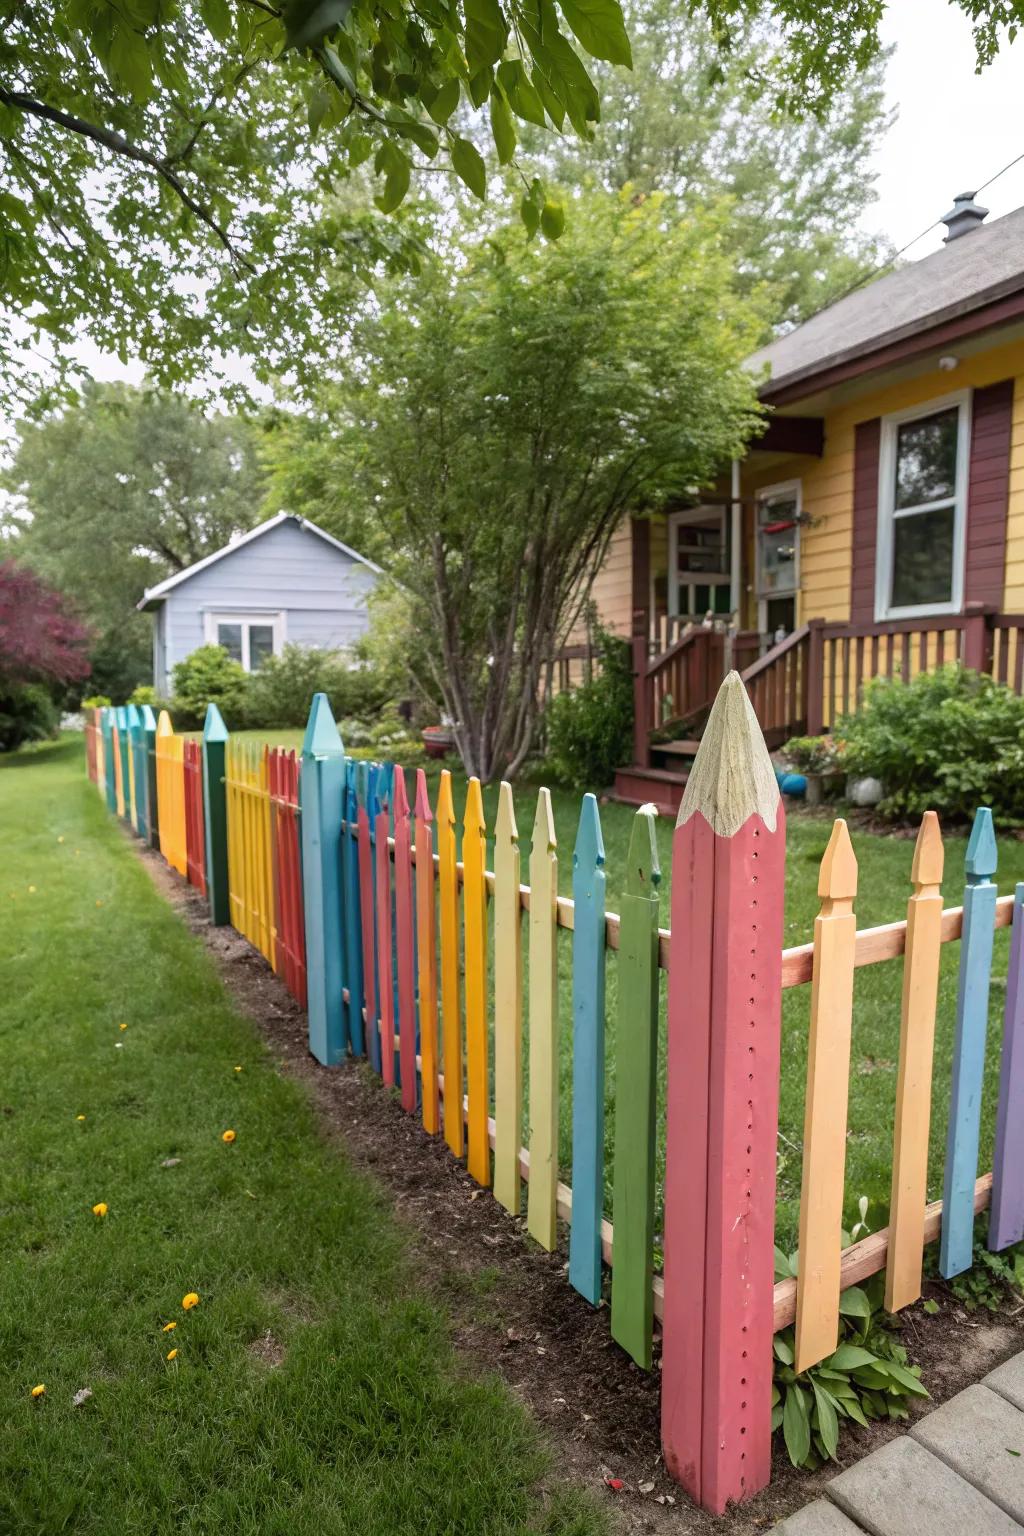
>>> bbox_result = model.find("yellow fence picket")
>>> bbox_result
[464,777,490,1186]
[493,782,523,1214]
[155,710,187,878]
[886,811,945,1312]
[795,819,858,1372]
[527,787,559,1250]
[437,770,463,1159]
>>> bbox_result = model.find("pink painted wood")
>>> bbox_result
[415,769,440,1134]
[357,798,377,1070]
[393,766,418,1112]
[375,786,396,1088]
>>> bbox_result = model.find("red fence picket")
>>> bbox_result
[269,748,307,1009]
[183,738,207,897]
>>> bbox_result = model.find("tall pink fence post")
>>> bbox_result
[661,672,785,1514]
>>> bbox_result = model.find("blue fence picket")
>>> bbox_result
[568,793,607,1305]
[991,884,1024,1250]
[940,809,998,1274]
[343,758,365,1056]
[299,692,347,1066]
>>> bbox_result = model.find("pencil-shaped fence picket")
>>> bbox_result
[83,682,1024,1515]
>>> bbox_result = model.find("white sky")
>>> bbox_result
[862,0,1024,256]
[27,1,1024,400]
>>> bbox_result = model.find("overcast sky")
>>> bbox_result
[863,0,1024,256]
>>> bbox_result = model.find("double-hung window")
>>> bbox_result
[204,612,284,671]
[875,392,970,619]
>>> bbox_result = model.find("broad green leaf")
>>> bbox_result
[347,131,373,166]
[284,0,354,50]
[540,199,564,239]
[427,77,460,123]
[109,26,153,100]
[772,1335,794,1365]
[771,1403,784,1431]
[530,66,566,128]
[464,0,506,71]
[882,1362,930,1398]
[837,1286,871,1318]
[826,1344,877,1371]
[307,85,332,133]
[783,1385,811,1468]
[489,90,516,164]
[450,135,486,199]
[468,66,493,107]
[774,1244,794,1280]
[374,141,411,212]
[557,0,631,65]
[810,1379,839,1459]
[200,0,232,42]
[497,60,547,127]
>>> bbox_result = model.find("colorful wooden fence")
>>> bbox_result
[84,684,1024,1516]
[183,737,207,897]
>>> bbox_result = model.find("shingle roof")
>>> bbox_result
[747,204,1024,398]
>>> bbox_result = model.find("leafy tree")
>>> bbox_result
[288,189,765,781]
[3,0,1017,405]
[527,0,893,327]
[0,560,91,749]
[2,381,266,697]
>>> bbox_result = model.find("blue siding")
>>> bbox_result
[155,519,378,689]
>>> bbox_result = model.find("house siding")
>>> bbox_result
[155,519,378,690]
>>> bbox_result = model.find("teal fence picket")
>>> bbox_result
[568,793,607,1305]
[300,692,347,1065]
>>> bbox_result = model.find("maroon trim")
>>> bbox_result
[965,380,1015,608]
[754,414,825,456]
[762,287,1024,407]
[850,418,881,623]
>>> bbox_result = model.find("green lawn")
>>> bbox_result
[196,730,1024,1249]
[0,738,606,1536]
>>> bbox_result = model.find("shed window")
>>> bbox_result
[206,612,284,671]
[876,394,969,619]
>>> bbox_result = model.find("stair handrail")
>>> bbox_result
[739,622,811,685]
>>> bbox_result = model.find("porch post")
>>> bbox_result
[806,618,825,735]
[962,603,995,675]
[729,458,742,622]
[631,516,652,767]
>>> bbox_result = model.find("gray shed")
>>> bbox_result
[138,512,382,692]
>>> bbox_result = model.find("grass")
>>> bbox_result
[0,738,607,1536]
[189,728,1024,1249]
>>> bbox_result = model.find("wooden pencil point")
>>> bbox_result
[818,818,857,908]
[911,809,944,889]
[676,671,780,837]
[966,806,997,881]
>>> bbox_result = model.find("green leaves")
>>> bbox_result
[450,135,486,199]
[374,141,411,212]
[557,0,631,66]
[427,78,460,124]
[284,0,354,50]
[540,199,565,239]
[108,26,153,100]
[464,0,507,71]
[200,0,232,42]
[782,1384,811,1467]
[489,90,516,164]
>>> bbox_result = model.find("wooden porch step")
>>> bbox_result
[611,764,689,817]
[652,738,701,757]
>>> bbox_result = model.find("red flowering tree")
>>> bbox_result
[0,561,90,751]
[0,560,91,688]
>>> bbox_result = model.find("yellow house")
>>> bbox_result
[600,193,1024,809]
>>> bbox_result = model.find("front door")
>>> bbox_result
[756,482,801,641]
[668,507,732,622]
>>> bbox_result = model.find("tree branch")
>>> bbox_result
[0,90,255,272]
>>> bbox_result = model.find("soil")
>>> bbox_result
[137,839,1024,1535]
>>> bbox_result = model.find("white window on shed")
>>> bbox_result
[205,612,285,671]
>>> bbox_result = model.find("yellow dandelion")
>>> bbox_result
[76,1115,86,1122]
[166,1349,178,1361]
[95,900,103,908]
[57,836,65,844]
[28,885,36,894]
[119,1023,128,1031]
[161,1321,177,1333]
[30,1384,45,1398]
[234,1066,243,1073]
[221,1129,236,1144]
[92,1202,108,1218]
[182,1293,200,1311]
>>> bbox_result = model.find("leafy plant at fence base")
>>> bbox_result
[924,1223,1024,1313]
[772,1259,928,1471]
[544,626,633,790]
[836,665,1024,825]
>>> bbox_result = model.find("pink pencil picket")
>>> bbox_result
[375,772,396,1088]
[415,769,441,1135]
[392,766,418,1112]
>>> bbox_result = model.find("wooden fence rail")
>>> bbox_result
[85,688,1024,1516]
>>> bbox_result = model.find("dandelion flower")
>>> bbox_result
[166,1349,178,1361]
[162,1321,177,1333]
[28,885,36,894]
[182,1293,200,1311]
[221,1129,236,1144]
[92,1203,108,1217]
[76,1115,86,1122]
[234,1066,242,1073]
[30,1384,45,1398]
[95,900,103,908]
[119,1023,128,1031]
[57,836,65,844]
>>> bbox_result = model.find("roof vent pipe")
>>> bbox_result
[941,191,990,242]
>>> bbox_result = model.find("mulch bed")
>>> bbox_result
[137,837,1024,1535]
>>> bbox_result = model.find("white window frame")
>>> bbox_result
[755,479,802,635]
[667,506,731,619]
[204,610,287,671]
[874,390,971,622]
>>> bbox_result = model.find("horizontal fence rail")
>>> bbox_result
[85,686,1024,1516]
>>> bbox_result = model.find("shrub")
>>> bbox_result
[81,693,112,709]
[544,629,633,790]
[170,644,249,729]
[781,733,844,775]
[242,642,390,729]
[338,703,423,762]
[128,684,157,708]
[836,665,1024,824]
[0,683,59,752]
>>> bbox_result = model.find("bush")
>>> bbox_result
[81,693,112,709]
[339,703,424,762]
[544,629,633,790]
[836,665,1024,824]
[242,642,392,729]
[0,683,59,752]
[781,734,844,775]
[170,644,249,729]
